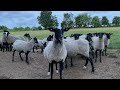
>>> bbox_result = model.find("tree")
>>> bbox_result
[91,16,101,28]
[112,16,120,27]
[0,25,8,30]
[25,27,31,30]
[61,13,74,28]
[32,27,38,30]
[75,13,92,28]
[38,26,42,30]
[37,11,59,29]
[101,16,109,27]
[51,15,59,28]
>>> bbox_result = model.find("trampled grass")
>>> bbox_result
[0,27,120,49]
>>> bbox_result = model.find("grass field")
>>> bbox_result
[0,27,120,49]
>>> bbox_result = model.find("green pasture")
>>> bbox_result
[0,27,120,49]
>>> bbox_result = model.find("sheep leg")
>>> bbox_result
[83,57,88,69]
[25,51,30,65]
[100,50,102,63]
[59,61,63,79]
[102,50,104,56]
[47,63,51,75]
[12,50,16,62]
[19,51,24,61]
[65,59,67,68]
[41,47,44,53]
[2,43,5,52]
[10,44,13,51]
[88,57,94,72]
[55,62,59,74]
[33,46,35,53]
[95,50,97,63]
[91,50,94,59]
[71,58,73,67]
[50,62,53,79]
[105,46,107,56]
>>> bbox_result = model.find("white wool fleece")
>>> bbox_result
[64,38,90,58]
[92,36,105,51]
[103,35,110,46]
[44,41,67,63]
[12,39,35,53]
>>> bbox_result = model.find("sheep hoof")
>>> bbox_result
[47,72,50,76]
[56,70,59,74]
[26,61,29,65]
[83,66,87,69]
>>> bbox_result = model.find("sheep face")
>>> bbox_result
[33,37,38,44]
[3,31,10,37]
[48,28,70,43]
[71,34,82,40]
[105,33,113,39]
[87,33,93,37]
[24,33,31,38]
[86,35,93,43]
[98,33,104,40]
[47,35,53,41]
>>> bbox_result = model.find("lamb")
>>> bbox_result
[91,33,105,63]
[64,37,94,72]
[44,27,69,79]
[12,37,38,64]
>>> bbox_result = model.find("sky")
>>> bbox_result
[0,11,120,29]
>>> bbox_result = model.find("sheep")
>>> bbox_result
[70,33,83,40]
[71,33,94,59]
[1,31,10,52]
[91,32,105,63]
[12,37,38,65]
[44,27,70,79]
[0,38,3,51]
[64,37,94,72]
[3,30,26,51]
[102,33,112,56]
[24,33,46,53]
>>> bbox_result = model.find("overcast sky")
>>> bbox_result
[0,11,120,29]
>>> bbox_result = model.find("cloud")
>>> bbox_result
[0,11,120,29]
[0,11,40,28]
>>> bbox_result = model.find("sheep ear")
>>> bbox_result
[48,28,55,32]
[64,28,70,32]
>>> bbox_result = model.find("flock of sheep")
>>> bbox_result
[0,28,112,79]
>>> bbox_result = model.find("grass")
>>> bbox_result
[0,27,120,49]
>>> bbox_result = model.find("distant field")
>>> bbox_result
[0,27,120,49]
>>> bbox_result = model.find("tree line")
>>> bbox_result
[1,11,120,31]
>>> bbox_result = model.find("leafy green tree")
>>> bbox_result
[91,16,101,28]
[0,25,8,30]
[75,13,92,28]
[51,15,59,28]
[112,16,120,27]
[37,11,59,29]
[101,16,109,27]
[61,13,74,28]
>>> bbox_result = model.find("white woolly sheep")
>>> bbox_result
[103,33,112,56]
[4,30,26,51]
[64,37,94,72]
[91,33,105,63]
[12,37,38,64]
[44,27,69,79]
